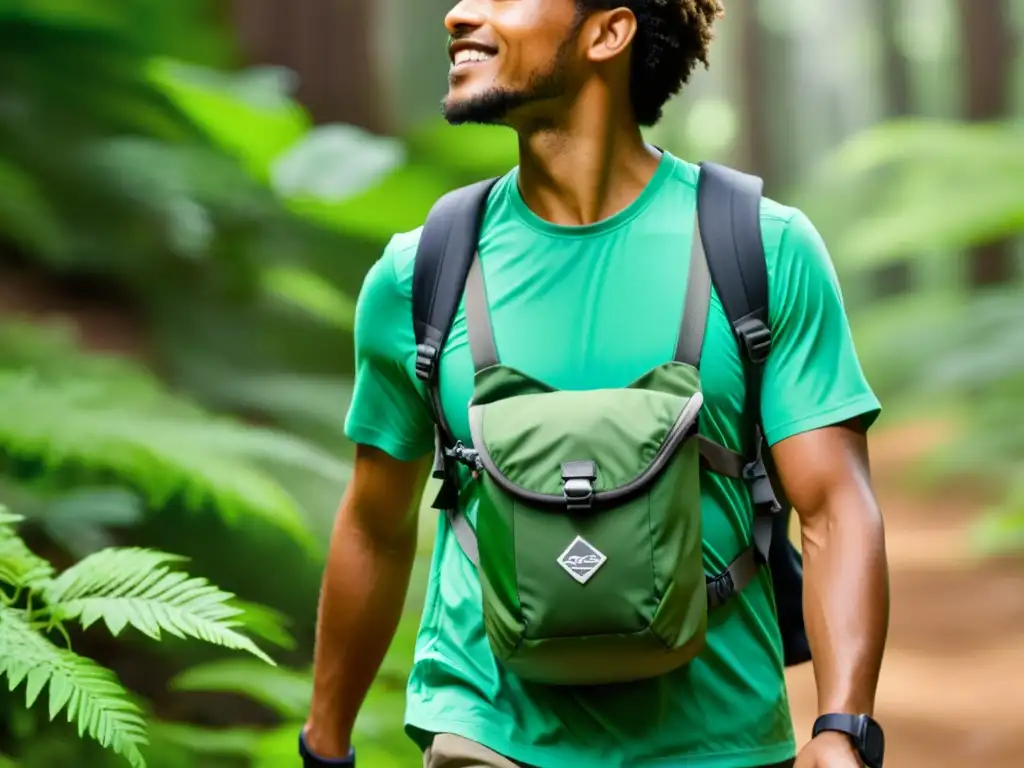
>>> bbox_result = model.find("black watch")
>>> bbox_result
[298,730,356,767]
[812,713,884,768]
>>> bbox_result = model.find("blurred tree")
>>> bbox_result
[876,0,912,117]
[872,0,915,297]
[956,0,1019,287]
[230,0,389,132]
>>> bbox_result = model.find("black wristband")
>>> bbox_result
[298,730,355,767]
[812,713,884,768]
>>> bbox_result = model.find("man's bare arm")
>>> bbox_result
[303,444,430,758]
[771,420,889,720]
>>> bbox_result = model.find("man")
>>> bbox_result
[302,1,889,766]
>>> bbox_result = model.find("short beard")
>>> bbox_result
[441,73,564,126]
[441,23,580,126]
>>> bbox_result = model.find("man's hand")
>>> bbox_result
[794,732,862,767]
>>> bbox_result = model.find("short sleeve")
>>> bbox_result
[343,238,436,461]
[760,209,881,446]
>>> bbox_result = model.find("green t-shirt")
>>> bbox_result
[344,151,881,768]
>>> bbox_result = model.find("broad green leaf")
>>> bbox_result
[271,124,406,203]
[287,163,454,242]
[170,659,310,719]
[262,267,357,331]
[148,58,310,183]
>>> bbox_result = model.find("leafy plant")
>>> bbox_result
[0,506,275,767]
[0,321,349,549]
[807,118,1024,553]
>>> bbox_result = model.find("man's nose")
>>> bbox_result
[445,0,486,38]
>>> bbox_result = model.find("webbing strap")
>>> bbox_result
[698,436,745,478]
[447,507,479,566]
[706,514,771,609]
[464,254,499,373]
[674,213,712,367]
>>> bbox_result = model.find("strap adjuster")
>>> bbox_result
[415,342,439,382]
[742,459,782,516]
[562,460,596,511]
[734,316,772,365]
[445,441,483,473]
[707,570,736,608]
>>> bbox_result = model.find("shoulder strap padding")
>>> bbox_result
[412,177,500,384]
[696,162,770,366]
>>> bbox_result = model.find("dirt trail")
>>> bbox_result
[785,422,1024,767]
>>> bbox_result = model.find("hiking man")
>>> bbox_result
[301,1,889,766]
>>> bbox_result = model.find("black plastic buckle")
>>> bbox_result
[742,459,782,516]
[415,342,438,382]
[707,570,736,608]
[562,460,596,511]
[734,317,772,366]
[563,479,593,510]
[446,441,483,473]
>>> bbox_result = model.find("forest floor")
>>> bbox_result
[785,420,1024,767]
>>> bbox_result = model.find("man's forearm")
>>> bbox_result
[800,487,889,716]
[306,499,418,755]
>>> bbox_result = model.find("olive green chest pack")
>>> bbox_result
[411,162,811,686]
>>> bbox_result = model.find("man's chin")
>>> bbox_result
[441,88,518,126]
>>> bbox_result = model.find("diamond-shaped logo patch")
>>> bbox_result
[557,536,607,585]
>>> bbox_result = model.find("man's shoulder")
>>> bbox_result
[379,226,424,294]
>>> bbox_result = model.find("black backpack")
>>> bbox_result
[410,161,811,668]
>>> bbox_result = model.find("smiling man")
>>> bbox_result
[300,2,890,768]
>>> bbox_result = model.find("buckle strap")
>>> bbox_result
[706,514,772,608]
[698,436,746,478]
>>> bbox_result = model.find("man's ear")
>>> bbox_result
[582,7,637,64]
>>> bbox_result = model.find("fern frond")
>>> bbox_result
[0,507,22,526]
[0,507,54,590]
[170,659,310,719]
[0,604,148,767]
[0,370,341,547]
[43,548,274,664]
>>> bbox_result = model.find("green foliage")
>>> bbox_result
[806,119,1024,269]
[810,118,1024,553]
[0,507,274,767]
[0,321,348,548]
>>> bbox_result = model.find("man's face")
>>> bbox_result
[442,0,584,126]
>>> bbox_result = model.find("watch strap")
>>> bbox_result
[298,730,355,766]
[812,713,884,768]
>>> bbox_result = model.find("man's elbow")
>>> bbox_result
[797,481,886,556]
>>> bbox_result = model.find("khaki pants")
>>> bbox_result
[423,734,795,767]
[423,734,526,768]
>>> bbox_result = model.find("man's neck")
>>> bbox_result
[514,87,661,227]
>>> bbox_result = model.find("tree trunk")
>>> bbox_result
[873,0,914,297]
[230,0,389,133]
[957,0,1017,287]
[876,0,912,117]
[737,1,770,179]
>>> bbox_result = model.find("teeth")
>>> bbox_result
[454,49,493,65]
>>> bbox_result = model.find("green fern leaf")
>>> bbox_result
[0,370,334,548]
[0,507,22,526]
[170,659,311,719]
[43,548,275,664]
[0,604,148,767]
[0,508,54,590]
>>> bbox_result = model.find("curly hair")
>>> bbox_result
[577,0,724,126]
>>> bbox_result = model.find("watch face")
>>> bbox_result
[863,719,885,764]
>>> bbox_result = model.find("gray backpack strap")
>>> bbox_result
[673,212,713,368]
[697,161,811,666]
[412,179,499,566]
